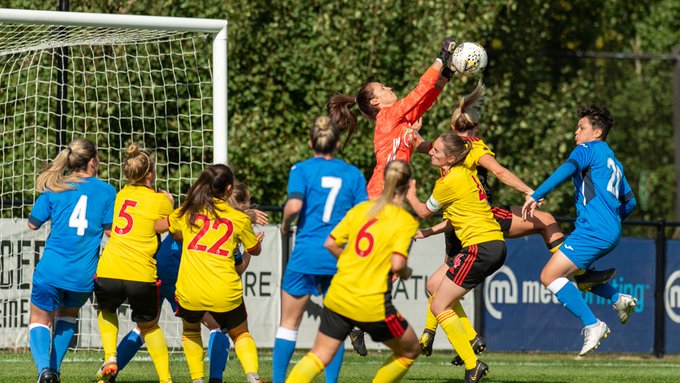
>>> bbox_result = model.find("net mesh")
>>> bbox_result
[0,21,217,351]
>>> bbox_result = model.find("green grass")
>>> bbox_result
[2,350,680,382]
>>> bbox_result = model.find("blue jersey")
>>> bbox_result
[287,157,367,275]
[533,141,635,243]
[29,177,116,292]
[156,235,181,288]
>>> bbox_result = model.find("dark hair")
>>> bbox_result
[368,160,412,217]
[123,143,153,185]
[177,164,234,228]
[310,116,340,155]
[578,106,614,140]
[327,82,379,148]
[439,131,472,166]
[36,137,98,192]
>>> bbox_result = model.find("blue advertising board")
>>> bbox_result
[665,240,680,354]
[483,235,655,352]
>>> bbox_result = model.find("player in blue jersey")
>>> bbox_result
[27,138,116,383]
[273,116,368,383]
[522,106,638,356]
[110,180,267,383]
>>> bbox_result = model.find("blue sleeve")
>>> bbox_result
[102,185,116,228]
[568,144,591,170]
[532,161,578,201]
[619,176,636,219]
[353,169,368,205]
[29,192,51,228]
[287,163,305,200]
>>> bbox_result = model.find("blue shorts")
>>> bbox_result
[561,229,619,269]
[159,278,178,312]
[282,269,333,297]
[31,279,91,312]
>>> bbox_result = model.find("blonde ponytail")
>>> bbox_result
[450,80,485,132]
[123,143,153,185]
[368,160,411,218]
[36,138,97,192]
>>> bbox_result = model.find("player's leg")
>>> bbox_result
[29,279,60,382]
[272,270,313,383]
[286,307,350,383]
[318,275,345,383]
[94,277,127,382]
[130,280,171,383]
[224,303,261,383]
[50,305,81,374]
[202,313,230,382]
[541,244,609,355]
[370,305,420,383]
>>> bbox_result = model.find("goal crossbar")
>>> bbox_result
[0,7,229,164]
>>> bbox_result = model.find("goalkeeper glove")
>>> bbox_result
[436,36,457,64]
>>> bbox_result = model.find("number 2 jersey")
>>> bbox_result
[323,201,418,322]
[168,200,259,312]
[286,157,367,275]
[97,185,174,282]
[28,177,116,292]
[532,140,635,242]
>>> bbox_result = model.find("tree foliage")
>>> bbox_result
[6,0,680,232]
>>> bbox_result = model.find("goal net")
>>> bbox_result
[0,9,227,351]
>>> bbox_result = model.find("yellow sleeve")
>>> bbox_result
[428,178,454,212]
[238,219,260,253]
[467,141,495,167]
[168,208,184,234]
[392,217,418,258]
[156,193,174,218]
[330,209,353,247]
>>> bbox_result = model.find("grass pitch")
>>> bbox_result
[1,350,679,382]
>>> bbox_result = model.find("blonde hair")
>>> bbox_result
[310,115,340,155]
[450,80,485,132]
[36,138,97,192]
[228,180,250,210]
[368,160,411,218]
[123,143,153,185]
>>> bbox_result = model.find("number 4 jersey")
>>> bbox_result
[28,177,116,292]
[97,185,174,282]
[286,157,368,276]
[168,200,259,312]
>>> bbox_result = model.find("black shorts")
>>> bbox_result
[175,300,248,332]
[319,305,409,343]
[444,206,512,258]
[446,240,507,289]
[94,277,160,323]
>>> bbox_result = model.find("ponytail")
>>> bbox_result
[451,80,485,132]
[178,164,234,228]
[123,143,153,185]
[327,82,379,148]
[36,138,98,192]
[310,116,340,155]
[368,160,411,218]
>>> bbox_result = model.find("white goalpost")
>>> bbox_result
[0,8,227,351]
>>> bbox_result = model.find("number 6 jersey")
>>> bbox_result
[323,201,418,322]
[168,200,260,312]
[97,185,174,282]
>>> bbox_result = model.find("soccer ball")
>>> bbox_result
[450,42,488,77]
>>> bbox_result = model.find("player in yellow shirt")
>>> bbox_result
[168,164,263,383]
[94,144,174,383]
[407,131,507,383]
[286,160,420,383]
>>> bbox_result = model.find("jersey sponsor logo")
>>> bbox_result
[564,244,574,251]
[665,270,680,324]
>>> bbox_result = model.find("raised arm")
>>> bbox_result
[478,154,533,196]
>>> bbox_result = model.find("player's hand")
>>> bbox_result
[246,208,269,225]
[399,267,413,281]
[256,232,265,242]
[407,179,418,200]
[410,118,423,131]
[522,195,537,221]
[437,36,457,63]
[416,227,433,240]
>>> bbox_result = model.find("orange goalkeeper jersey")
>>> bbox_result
[366,67,443,198]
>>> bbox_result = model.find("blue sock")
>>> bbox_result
[208,330,230,380]
[324,342,344,383]
[272,328,298,383]
[548,278,598,327]
[589,283,620,303]
[116,328,144,373]
[29,324,52,372]
[50,317,77,372]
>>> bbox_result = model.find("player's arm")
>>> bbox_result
[406,179,436,219]
[417,219,453,239]
[619,175,637,220]
[155,218,170,233]
[523,160,578,219]
[324,236,343,258]
[391,253,412,280]
[281,198,302,235]
[478,154,533,196]
[28,193,50,230]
